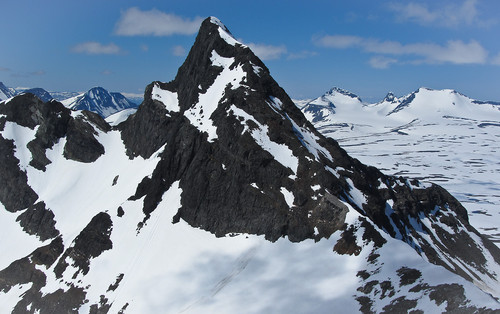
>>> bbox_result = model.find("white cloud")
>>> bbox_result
[115,8,203,36]
[287,50,318,60]
[30,70,45,76]
[71,42,123,55]
[313,35,363,49]
[314,35,488,65]
[11,70,46,78]
[172,45,186,57]
[388,0,495,28]
[492,53,500,65]
[246,43,287,60]
[369,56,398,69]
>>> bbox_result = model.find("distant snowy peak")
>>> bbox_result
[326,87,363,102]
[382,92,398,104]
[301,87,364,124]
[386,87,499,117]
[0,82,16,101]
[299,86,500,122]
[20,88,53,103]
[62,87,137,118]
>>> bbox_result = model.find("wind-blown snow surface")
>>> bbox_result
[300,87,500,244]
[105,108,138,126]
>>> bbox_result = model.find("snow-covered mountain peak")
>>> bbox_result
[326,87,363,102]
[385,87,488,118]
[62,86,137,118]
[300,87,365,125]
[141,16,300,145]
[0,82,16,101]
[207,16,244,47]
[382,92,398,103]
[209,16,231,35]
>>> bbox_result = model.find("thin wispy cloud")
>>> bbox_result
[11,70,46,78]
[71,42,123,55]
[369,56,398,69]
[0,67,10,72]
[315,35,488,67]
[492,53,500,65]
[315,35,363,49]
[388,0,496,28]
[30,70,46,76]
[246,43,287,60]
[172,45,186,57]
[115,8,203,36]
[287,50,318,60]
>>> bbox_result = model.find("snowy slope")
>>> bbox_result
[105,108,137,126]
[300,87,500,244]
[0,82,16,101]
[62,87,137,118]
[1,17,500,313]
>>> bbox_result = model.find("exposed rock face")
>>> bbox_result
[0,128,39,212]
[16,201,59,241]
[0,93,108,170]
[54,212,113,279]
[0,237,86,314]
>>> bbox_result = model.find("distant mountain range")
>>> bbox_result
[0,83,138,117]
[300,86,500,135]
[61,87,138,118]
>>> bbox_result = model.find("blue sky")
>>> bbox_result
[1,0,500,102]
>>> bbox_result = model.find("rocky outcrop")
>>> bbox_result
[54,212,113,279]
[0,93,109,170]
[16,201,59,241]
[0,128,39,212]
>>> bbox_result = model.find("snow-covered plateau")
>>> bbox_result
[299,87,500,245]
